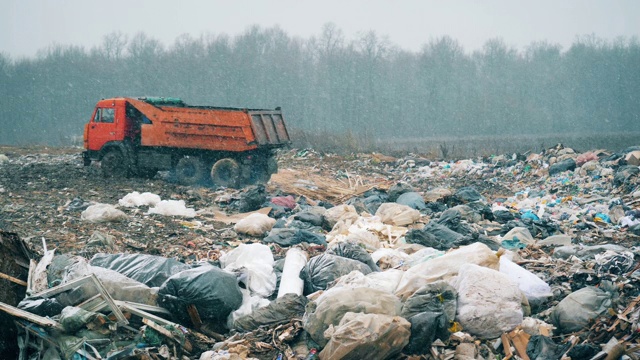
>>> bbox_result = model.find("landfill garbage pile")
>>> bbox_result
[0,144,639,359]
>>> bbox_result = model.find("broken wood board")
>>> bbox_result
[0,271,27,286]
[31,274,128,326]
[504,327,531,360]
[0,302,62,329]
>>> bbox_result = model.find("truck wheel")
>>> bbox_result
[82,152,91,166]
[101,150,128,178]
[137,168,157,179]
[249,167,270,184]
[211,158,240,188]
[175,156,206,185]
[267,156,278,175]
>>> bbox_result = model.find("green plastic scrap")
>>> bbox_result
[142,326,163,347]
[501,238,527,250]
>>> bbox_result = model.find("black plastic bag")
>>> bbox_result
[493,210,515,223]
[263,228,326,247]
[90,253,190,288]
[301,254,372,294]
[548,158,576,176]
[437,208,475,235]
[345,192,387,215]
[327,242,379,271]
[388,182,415,202]
[526,335,570,360]
[403,312,450,355]
[405,222,470,250]
[453,186,484,203]
[401,281,457,320]
[234,294,308,331]
[566,344,599,359]
[237,184,266,212]
[18,297,65,317]
[396,192,426,210]
[157,265,242,326]
[293,207,325,226]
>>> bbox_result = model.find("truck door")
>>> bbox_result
[86,106,117,151]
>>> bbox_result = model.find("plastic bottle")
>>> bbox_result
[305,348,318,360]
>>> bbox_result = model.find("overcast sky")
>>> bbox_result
[2,0,639,58]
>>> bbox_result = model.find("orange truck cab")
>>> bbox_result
[83,97,290,187]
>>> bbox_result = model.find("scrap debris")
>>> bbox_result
[0,144,639,359]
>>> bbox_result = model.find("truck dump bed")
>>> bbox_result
[127,98,290,152]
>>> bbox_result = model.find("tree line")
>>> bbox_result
[1,24,639,148]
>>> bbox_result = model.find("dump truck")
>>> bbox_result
[83,97,290,187]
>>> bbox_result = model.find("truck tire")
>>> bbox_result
[211,158,240,188]
[245,156,278,185]
[267,156,278,175]
[101,150,128,178]
[248,166,270,185]
[175,156,206,185]
[137,168,157,179]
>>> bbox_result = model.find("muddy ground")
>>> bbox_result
[0,146,512,259]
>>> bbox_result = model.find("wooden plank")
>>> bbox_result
[32,274,128,326]
[114,300,172,316]
[89,275,128,326]
[186,304,202,330]
[31,274,93,298]
[0,271,27,286]
[77,294,103,311]
[0,302,62,329]
[122,302,216,346]
[508,329,531,360]
[119,302,176,327]
[26,259,37,295]
[501,333,513,359]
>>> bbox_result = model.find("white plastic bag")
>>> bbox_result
[344,228,381,250]
[233,213,276,237]
[320,312,411,360]
[118,191,161,208]
[331,269,404,294]
[62,257,158,306]
[501,226,535,245]
[226,288,270,329]
[454,264,523,339]
[302,286,402,347]
[220,243,276,298]
[395,242,498,300]
[375,203,420,226]
[371,248,410,269]
[81,203,127,223]
[322,205,359,230]
[406,247,445,267]
[499,256,552,307]
[147,200,196,218]
[327,214,406,249]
